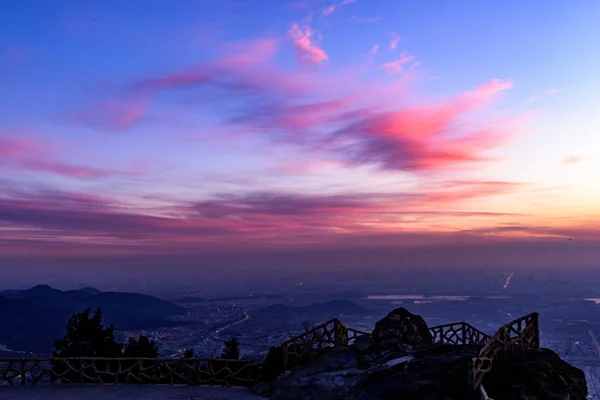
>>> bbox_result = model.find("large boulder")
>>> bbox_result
[372,307,433,349]
[261,342,587,400]
[262,343,479,400]
[354,344,481,400]
[265,345,362,400]
[482,347,588,400]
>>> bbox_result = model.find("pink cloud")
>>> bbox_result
[321,0,356,16]
[454,79,513,111]
[23,161,113,179]
[379,51,416,74]
[132,38,314,97]
[277,161,341,173]
[0,177,546,257]
[524,86,560,104]
[322,5,336,15]
[0,138,36,158]
[389,32,401,50]
[124,38,517,178]
[0,132,136,180]
[288,24,329,65]
[227,74,516,172]
[65,99,147,132]
[123,33,516,178]
[369,44,380,56]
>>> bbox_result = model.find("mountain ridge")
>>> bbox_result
[0,285,188,355]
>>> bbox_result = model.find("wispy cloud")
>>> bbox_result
[288,24,329,65]
[379,51,415,74]
[0,133,138,180]
[321,0,356,16]
[525,87,562,104]
[369,44,380,56]
[351,15,381,23]
[277,161,341,173]
[63,99,147,132]
[322,5,336,16]
[132,38,313,98]
[0,178,533,255]
[226,75,516,172]
[389,32,401,50]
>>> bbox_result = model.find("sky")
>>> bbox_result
[1,0,600,269]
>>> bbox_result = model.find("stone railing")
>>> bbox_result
[281,317,369,368]
[0,312,540,396]
[471,312,540,398]
[0,318,369,387]
[0,357,261,387]
[429,322,492,345]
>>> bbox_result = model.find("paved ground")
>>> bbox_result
[0,385,267,400]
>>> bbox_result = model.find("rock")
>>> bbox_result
[353,334,373,352]
[286,343,316,368]
[268,343,480,400]
[269,368,361,400]
[354,344,481,400]
[285,346,360,379]
[250,381,272,398]
[260,346,286,382]
[482,347,588,400]
[266,341,587,400]
[372,307,433,349]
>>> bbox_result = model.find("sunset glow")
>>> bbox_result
[1,1,599,265]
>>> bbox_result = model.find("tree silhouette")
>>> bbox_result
[52,308,123,382]
[53,307,122,358]
[182,348,195,358]
[260,346,286,382]
[122,335,159,382]
[123,335,159,358]
[221,336,240,360]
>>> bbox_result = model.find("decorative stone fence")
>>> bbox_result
[280,317,369,369]
[0,357,261,387]
[0,312,539,396]
[429,321,491,345]
[471,312,540,399]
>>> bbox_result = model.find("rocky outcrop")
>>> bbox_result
[259,343,480,400]
[483,347,588,399]
[371,307,432,349]
[252,307,588,400]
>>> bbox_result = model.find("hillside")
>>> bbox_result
[0,285,187,354]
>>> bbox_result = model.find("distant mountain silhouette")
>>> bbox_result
[257,300,367,316]
[0,285,188,355]
[78,287,102,295]
[0,284,62,298]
